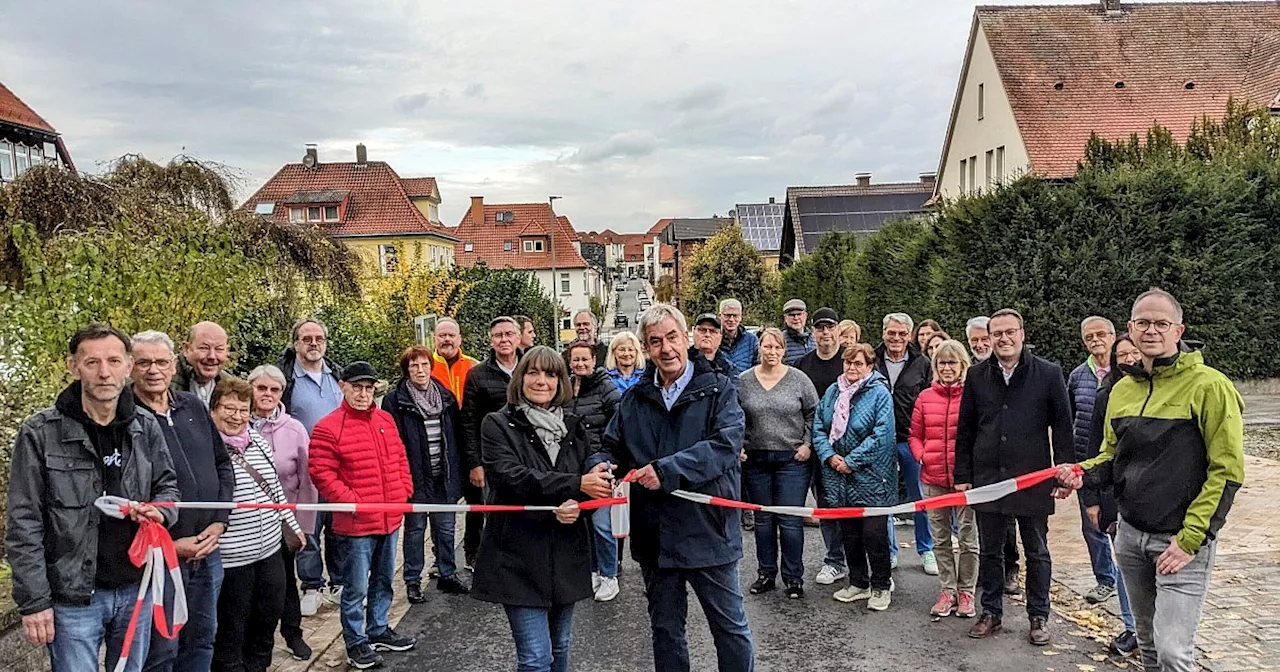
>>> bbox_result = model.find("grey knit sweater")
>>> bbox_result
[738,367,819,452]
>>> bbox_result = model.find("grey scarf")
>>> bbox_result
[408,379,444,418]
[518,397,567,465]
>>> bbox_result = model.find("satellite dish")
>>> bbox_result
[302,153,317,168]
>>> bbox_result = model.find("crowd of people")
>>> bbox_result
[3,284,1244,672]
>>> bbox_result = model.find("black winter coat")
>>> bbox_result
[136,390,234,539]
[567,368,620,451]
[875,342,932,443]
[460,351,519,471]
[953,347,1074,516]
[1081,385,1120,530]
[382,378,464,505]
[470,406,595,608]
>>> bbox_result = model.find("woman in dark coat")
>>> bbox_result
[471,346,615,672]
[382,345,468,603]
[566,339,624,602]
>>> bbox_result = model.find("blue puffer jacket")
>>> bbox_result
[1067,360,1102,462]
[720,329,759,373]
[601,356,745,569]
[812,371,899,508]
[783,327,816,366]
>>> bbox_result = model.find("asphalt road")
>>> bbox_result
[385,523,1108,672]
[607,279,645,334]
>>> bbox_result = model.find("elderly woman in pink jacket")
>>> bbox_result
[249,364,319,662]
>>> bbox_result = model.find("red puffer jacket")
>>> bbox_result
[309,400,413,536]
[908,381,964,488]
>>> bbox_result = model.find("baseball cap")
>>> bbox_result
[812,307,839,327]
[695,313,722,330]
[341,361,379,383]
[783,299,807,314]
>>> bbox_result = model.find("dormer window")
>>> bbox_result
[523,240,545,252]
[464,243,475,253]
[504,241,513,251]
[324,205,339,222]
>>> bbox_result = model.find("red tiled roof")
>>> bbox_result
[399,176,438,199]
[240,161,457,240]
[454,203,588,269]
[659,243,674,264]
[647,218,675,236]
[976,1,1280,178]
[621,233,647,262]
[0,81,56,133]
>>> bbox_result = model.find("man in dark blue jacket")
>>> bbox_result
[130,330,235,672]
[602,304,754,672]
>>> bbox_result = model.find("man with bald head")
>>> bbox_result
[174,321,237,407]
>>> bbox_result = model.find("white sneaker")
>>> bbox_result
[594,577,620,602]
[323,585,343,605]
[833,585,872,603]
[300,589,322,617]
[868,589,892,611]
[815,564,848,585]
[592,572,602,592]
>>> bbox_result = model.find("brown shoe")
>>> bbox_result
[1004,569,1022,596]
[968,613,1002,639]
[1028,616,1050,646]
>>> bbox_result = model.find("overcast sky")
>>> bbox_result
[4,0,1110,233]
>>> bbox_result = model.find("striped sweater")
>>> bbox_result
[221,428,303,569]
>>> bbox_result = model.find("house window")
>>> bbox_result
[305,206,321,222]
[968,156,977,194]
[14,145,29,176]
[378,244,399,275]
[0,141,12,180]
[985,150,994,190]
[323,205,339,222]
[504,240,513,252]
[464,243,474,253]
[977,83,985,120]
[255,202,275,215]
[30,146,42,164]
[523,240,545,252]
[289,207,304,223]
[560,272,570,295]
[959,159,967,193]
[996,146,1006,183]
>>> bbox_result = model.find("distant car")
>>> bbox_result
[614,313,629,328]
[616,284,626,292]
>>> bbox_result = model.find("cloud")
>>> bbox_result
[0,0,1092,232]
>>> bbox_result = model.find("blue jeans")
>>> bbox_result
[1077,498,1118,588]
[1115,520,1214,671]
[503,603,575,672]
[890,441,932,559]
[591,508,619,579]
[143,549,224,672]
[743,454,809,585]
[1106,526,1136,631]
[340,531,399,649]
[640,562,754,672]
[403,512,458,585]
[298,510,345,591]
[50,583,153,672]
[812,465,845,571]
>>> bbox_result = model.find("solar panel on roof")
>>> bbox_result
[736,202,784,252]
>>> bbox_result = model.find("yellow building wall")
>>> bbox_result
[340,235,456,278]
[409,197,441,225]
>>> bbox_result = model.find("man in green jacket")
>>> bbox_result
[1058,288,1244,672]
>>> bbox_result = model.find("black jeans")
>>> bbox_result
[839,516,892,591]
[639,562,754,672]
[279,544,303,644]
[213,551,286,672]
[1005,522,1021,574]
[977,512,1050,619]
[463,480,486,564]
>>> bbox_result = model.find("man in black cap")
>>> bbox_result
[795,307,850,586]
[692,313,738,379]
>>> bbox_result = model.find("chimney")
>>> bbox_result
[355,143,368,166]
[768,196,776,204]
[919,172,937,187]
[1101,0,1122,15]
[469,196,485,226]
[855,172,871,187]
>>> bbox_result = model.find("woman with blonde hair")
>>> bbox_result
[738,328,819,598]
[908,340,978,618]
[837,320,862,349]
[605,330,646,394]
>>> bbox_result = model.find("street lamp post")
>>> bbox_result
[549,195,562,351]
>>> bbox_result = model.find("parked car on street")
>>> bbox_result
[614,313,629,328]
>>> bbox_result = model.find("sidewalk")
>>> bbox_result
[1047,453,1280,671]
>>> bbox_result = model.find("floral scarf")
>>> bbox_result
[828,372,873,444]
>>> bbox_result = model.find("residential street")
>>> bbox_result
[606,279,646,335]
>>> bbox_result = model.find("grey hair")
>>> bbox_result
[290,317,327,342]
[1132,288,1184,323]
[964,316,990,339]
[638,303,688,341]
[434,316,460,333]
[247,364,287,388]
[718,298,742,313]
[1080,316,1115,333]
[573,309,597,325]
[131,330,175,354]
[882,312,914,332]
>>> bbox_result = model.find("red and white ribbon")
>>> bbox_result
[667,466,1064,519]
[95,499,188,672]
[99,497,629,516]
